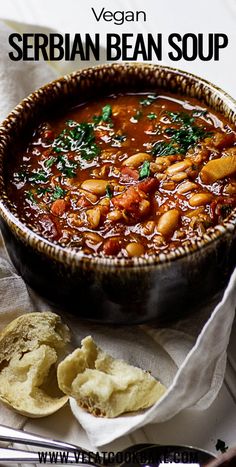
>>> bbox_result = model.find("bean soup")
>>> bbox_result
[7,92,236,257]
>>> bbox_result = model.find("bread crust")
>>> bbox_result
[0,312,70,417]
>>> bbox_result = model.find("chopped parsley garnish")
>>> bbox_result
[147,113,157,120]
[106,184,113,199]
[26,190,36,203]
[93,116,101,125]
[53,122,101,161]
[28,170,49,183]
[166,111,195,125]
[215,439,228,453]
[36,186,50,195]
[165,125,211,153]
[167,110,208,125]
[140,94,158,106]
[152,141,177,156]
[45,156,57,168]
[53,129,70,152]
[56,154,78,178]
[139,161,150,179]
[66,119,76,126]
[151,111,212,155]
[80,143,101,160]
[102,104,112,122]
[93,104,113,125]
[34,186,66,201]
[51,186,67,201]
[36,187,51,197]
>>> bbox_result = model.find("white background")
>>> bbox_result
[1,0,236,97]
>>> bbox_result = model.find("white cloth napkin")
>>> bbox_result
[0,19,235,447]
[69,270,236,446]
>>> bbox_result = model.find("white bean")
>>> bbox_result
[107,210,122,222]
[166,160,192,175]
[171,171,188,182]
[81,179,108,195]
[126,242,144,257]
[86,207,101,228]
[123,153,152,168]
[79,189,98,203]
[177,181,197,194]
[139,199,150,216]
[157,209,180,237]
[189,193,213,207]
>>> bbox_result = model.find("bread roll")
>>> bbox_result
[0,312,70,417]
[58,336,166,418]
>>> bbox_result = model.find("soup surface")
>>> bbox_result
[7,92,236,258]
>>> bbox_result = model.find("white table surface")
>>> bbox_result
[0,0,236,463]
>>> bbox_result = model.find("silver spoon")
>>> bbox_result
[0,446,93,464]
[0,424,98,465]
[0,425,216,466]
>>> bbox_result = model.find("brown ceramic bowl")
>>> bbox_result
[0,63,235,323]
[206,447,236,466]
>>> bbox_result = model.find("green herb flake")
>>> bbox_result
[36,187,51,197]
[165,125,211,153]
[106,184,113,199]
[102,104,112,122]
[80,143,101,161]
[45,156,57,168]
[93,104,113,125]
[162,109,212,153]
[139,161,150,180]
[66,119,78,127]
[140,94,158,106]
[93,115,101,125]
[28,170,49,183]
[215,439,228,453]
[147,113,157,120]
[167,110,208,124]
[25,190,36,203]
[151,141,177,157]
[51,186,67,201]
[57,154,78,178]
[53,122,101,162]
[166,111,194,125]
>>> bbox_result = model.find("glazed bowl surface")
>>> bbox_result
[0,63,235,324]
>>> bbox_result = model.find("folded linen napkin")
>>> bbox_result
[0,19,235,448]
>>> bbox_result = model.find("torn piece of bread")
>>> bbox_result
[57,336,166,418]
[0,312,70,417]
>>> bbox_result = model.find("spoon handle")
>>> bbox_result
[0,424,98,465]
[0,446,93,464]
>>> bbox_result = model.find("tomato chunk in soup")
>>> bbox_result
[7,92,236,258]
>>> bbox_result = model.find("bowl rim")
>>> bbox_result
[0,62,236,269]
